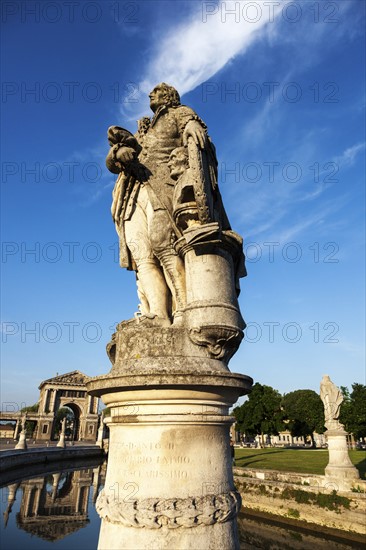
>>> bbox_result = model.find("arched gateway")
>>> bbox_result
[37,371,99,442]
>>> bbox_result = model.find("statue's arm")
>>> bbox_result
[183,120,207,149]
[175,106,208,149]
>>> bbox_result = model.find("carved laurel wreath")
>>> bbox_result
[96,490,241,529]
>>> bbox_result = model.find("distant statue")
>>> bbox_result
[320,375,344,431]
[15,415,27,450]
[57,417,67,448]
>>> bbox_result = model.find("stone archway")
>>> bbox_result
[0,371,100,443]
[52,404,82,442]
[36,371,99,442]
[63,403,81,441]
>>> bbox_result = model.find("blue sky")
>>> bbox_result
[1,0,365,409]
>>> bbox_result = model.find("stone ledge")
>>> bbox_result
[0,446,103,475]
[234,466,324,488]
[234,468,366,535]
[87,370,252,397]
[234,466,366,494]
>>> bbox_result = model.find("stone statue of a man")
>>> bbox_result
[106,83,224,326]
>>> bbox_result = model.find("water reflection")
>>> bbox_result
[15,469,97,541]
[1,459,105,549]
[0,461,363,549]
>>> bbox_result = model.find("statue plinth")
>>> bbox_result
[87,326,252,550]
[56,435,66,448]
[15,430,27,451]
[324,427,360,485]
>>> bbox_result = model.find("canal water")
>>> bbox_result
[0,459,363,550]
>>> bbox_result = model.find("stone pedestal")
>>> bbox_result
[87,326,252,550]
[15,430,27,450]
[325,429,360,488]
[57,433,66,448]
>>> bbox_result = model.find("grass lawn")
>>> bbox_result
[234,448,366,479]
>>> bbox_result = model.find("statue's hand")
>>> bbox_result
[183,120,207,149]
[115,146,136,164]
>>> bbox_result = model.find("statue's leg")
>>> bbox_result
[125,188,171,325]
[136,274,149,315]
[149,208,186,323]
[135,260,171,324]
[156,251,186,320]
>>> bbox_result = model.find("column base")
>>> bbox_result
[324,430,359,489]
[87,359,251,550]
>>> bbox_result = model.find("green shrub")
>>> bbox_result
[280,487,350,512]
[287,508,300,519]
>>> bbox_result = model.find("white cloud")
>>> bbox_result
[122,0,286,118]
[333,142,366,168]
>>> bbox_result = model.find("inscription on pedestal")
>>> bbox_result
[113,439,190,479]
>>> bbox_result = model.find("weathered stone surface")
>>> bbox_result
[324,430,360,488]
[234,468,366,536]
[96,489,241,529]
[106,323,245,371]
[88,367,248,549]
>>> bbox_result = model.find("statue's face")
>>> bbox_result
[168,149,187,180]
[149,86,166,112]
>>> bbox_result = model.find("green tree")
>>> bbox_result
[20,403,39,437]
[340,384,366,440]
[233,383,284,446]
[282,390,324,447]
[339,386,352,433]
[20,403,39,413]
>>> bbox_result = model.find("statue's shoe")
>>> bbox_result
[137,314,171,327]
[117,314,172,329]
[172,311,184,326]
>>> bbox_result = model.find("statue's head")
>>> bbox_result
[167,146,188,180]
[149,83,180,112]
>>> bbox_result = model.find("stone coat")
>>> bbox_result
[107,104,206,270]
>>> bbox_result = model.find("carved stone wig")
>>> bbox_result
[155,82,181,107]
